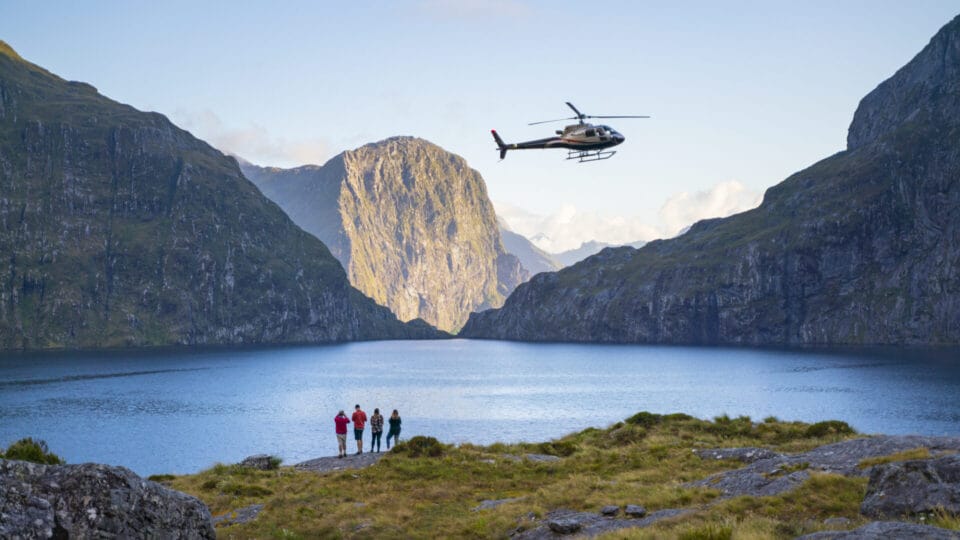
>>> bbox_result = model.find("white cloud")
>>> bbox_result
[658,180,762,237]
[496,180,762,253]
[172,109,331,167]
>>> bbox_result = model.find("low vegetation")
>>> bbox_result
[154,413,889,538]
[1,437,65,465]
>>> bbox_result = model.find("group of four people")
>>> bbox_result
[334,405,401,458]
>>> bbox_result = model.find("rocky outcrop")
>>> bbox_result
[461,15,960,345]
[238,454,280,470]
[798,521,960,539]
[691,436,960,499]
[242,138,526,332]
[0,458,214,538]
[0,42,434,350]
[515,507,690,539]
[861,454,960,518]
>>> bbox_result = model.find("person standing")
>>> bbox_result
[370,408,384,453]
[386,409,402,449]
[352,404,368,454]
[334,410,350,458]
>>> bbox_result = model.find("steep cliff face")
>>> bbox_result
[0,42,434,349]
[461,15,960,345]
[243,138,526,332]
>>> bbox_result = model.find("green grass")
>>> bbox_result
[162,412,876,538]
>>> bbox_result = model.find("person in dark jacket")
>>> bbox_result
[386,409,402,449]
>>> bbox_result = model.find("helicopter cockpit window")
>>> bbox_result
[585,128,596,137]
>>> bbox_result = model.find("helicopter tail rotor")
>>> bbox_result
[491,130,508,160]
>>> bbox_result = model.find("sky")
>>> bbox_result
[2,1,958,252]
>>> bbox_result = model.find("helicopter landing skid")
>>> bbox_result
[567,149,616,162]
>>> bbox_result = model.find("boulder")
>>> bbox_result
[600,505,620,516]
[797,521,960,539]
[861,455,960,518]
[0,459,214,539]
[239,454,279,470]
[624,504,647,518]
[547,516,583,534]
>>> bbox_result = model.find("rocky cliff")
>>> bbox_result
[0,42,435,349]
[460,15,960,345]
[242,138,526,332]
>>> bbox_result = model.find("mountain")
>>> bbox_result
[0,42,437,349]
[497,218,561,276]
[553,240,646,267]
[461,15,960,345]
[241,138,526,332]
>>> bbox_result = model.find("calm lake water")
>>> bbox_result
[1,340,958,476]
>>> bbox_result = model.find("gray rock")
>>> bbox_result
[0,458,214,539]
[294,451,384,473]
[547,516,583,534]
[239,454,278,470]
[515,508,691,539]
[600,505,619,516]
[691,436,960,499]
[473,497,525,511]
[212,503,264,527]
[797,521,960,539]
[822,517,852,527]
[694,447,781,463]
[624,504,647,518]
[861,454,960,518]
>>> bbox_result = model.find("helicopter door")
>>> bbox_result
[585,128,596,137]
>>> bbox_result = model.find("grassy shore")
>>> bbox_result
[155,413,946,539]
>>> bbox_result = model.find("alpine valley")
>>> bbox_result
[461,15,960,345]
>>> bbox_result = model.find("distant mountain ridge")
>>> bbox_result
[461,15,960,345]
[0,41,434,349]
[552,240,646,267]
[497,218,561,276]
[242,138,526,332]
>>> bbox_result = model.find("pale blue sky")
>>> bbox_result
[3,1,958,250]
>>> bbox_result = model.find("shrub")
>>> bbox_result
[1,438,64,465]
[625,411,662,428]
[148,474,176,482]
[804,421,855,438]
[536,440,578,457]
[393,436,445,458]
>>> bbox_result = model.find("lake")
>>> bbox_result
[1,340,958,476]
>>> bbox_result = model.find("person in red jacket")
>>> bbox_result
[334,410,350,458]
[352,404,368,455]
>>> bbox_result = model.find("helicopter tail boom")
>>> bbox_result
[491,130,508,160]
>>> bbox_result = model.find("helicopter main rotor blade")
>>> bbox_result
[565,102,585,119]
[527,116,578,126]
[585,115,651,119]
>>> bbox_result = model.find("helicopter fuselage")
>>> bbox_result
[505,123,625,152]
[491,102,646,162]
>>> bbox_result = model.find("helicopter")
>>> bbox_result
[491,102,649,162]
